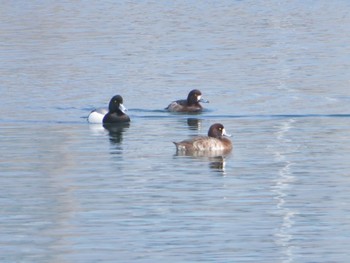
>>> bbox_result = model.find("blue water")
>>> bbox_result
[1,1,350,262]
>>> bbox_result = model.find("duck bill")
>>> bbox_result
[197,95,209,103]
[119,103,127,113]
[222,128,232,137]
[198,98,209,103]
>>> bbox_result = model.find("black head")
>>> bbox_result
[108,95,125,113]
[208,123,229,138]
[187,89,203,105]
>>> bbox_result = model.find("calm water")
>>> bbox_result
[1,1,350,262]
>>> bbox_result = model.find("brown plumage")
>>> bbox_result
[174,123,232,154]
[165,89,209,112]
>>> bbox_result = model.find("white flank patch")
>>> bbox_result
[87,108,108,123]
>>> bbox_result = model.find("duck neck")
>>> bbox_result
[187,96,198,106]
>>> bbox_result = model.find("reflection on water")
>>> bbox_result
[187,118,202,130]
[271,119,297,262]
[175,150,230,174]
[104,123,130,156]
[88,122,130,155]
[208,155,226,173]
[88,123,107,136]
[103,123,130,145]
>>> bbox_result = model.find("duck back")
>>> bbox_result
[174,136,232,152]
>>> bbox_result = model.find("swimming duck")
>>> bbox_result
[174,123,232,153]
[88,95,130,124]
[165,89,209,112]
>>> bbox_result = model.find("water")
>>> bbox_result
[1,1,350,262]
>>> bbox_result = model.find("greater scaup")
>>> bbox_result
[165,89,209,112]
[173,123,232,153]
[88,95,130,124]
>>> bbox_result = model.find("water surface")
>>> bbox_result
[1,1,350,262]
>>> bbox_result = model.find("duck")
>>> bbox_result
[173,123,232,153]
[88,95,130,124]
[165,89,209,112]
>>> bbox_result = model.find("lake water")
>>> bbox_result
[1,1,350,262]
